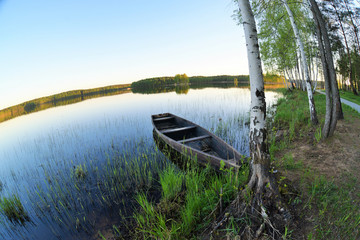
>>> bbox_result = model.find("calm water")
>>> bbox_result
[0,87,280,239]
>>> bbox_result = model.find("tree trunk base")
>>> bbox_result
[204,166,292,239]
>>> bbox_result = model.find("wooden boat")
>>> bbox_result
[151,113,243,171]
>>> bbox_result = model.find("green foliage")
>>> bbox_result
[254,0,315,74]
[131,75,249,93]
[0,180,3,192]
[24,102,37,113]
[131,76,175,93]
[0,195,29,224]
[159,165,184,201]
[263,73,284,83]
[174,74,189,84]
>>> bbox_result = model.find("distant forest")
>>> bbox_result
[131,75,249,92]
[0,84,131,123]
[131,74,283,93]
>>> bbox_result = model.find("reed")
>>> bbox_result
[0,195,29,224]
[133,163,249,238]
[159,165,184,201]
[1,87,273,238]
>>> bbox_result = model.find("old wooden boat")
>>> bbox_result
[151,113,243,171]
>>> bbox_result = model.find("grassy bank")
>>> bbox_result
[131,158,249,239]
[269,89,360,239]
[339,90,360,105]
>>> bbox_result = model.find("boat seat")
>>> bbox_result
[160,126,196,134]
[178,135,211,144]
[153,116,174,122]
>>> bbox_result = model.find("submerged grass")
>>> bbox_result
[0,87,272,239]
[74,164,87,180]
[0,195,29,224]
[23,139,170,237]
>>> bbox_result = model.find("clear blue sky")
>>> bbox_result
[0,0,248,109]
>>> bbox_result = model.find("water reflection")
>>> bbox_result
[131,80,249,95]
[0,85,131,124]
[0,86,281,239]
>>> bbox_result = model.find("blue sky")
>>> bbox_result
[0,0,247,109]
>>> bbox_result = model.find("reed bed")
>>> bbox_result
[0,88,281,239]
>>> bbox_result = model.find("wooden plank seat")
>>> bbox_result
[158,124,178,131]
[153,116,174,122]
[160,126,196,134]
[177,135,211,144]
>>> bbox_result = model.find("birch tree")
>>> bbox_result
[309,0,343,139]
[282,0,319,125]
[238,0,277,200]
[210,1,289,238]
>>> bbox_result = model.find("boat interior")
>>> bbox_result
[152,113,234,160]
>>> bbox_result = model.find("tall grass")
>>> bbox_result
[134,163,248,239]
[159,165,184,201]
[270,89,360,239]
[0,195,29,224]
[0,87,281,238]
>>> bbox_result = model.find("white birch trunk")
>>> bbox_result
[282,71,289,89]
[238,0,267,167]
[282,0,318,124]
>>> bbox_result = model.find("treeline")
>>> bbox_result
[131,75,249,92]
[263,74,283,83]
[0,84,131,123]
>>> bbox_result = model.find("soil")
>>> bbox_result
[274,112,360,239]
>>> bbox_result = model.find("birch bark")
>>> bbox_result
[282,0,319,125]
[237,0,277,199]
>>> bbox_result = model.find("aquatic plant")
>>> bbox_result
[0,195,29,224]
[134,164,248,238]
[0,87,281,238]
[159,165,184,200]
[74,164,87,180]
[0,180,3,192]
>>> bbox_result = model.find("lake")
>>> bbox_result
[0,86,281,239]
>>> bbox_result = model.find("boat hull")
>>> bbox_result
[151,113,243,171]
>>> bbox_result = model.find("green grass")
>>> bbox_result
[307,175,360,239]
[339,90,360,105]
[133,164,248,239]
[159,165,184,201]
[0,195,29,224]
[269,90,326,151]
[271,89,360,239]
